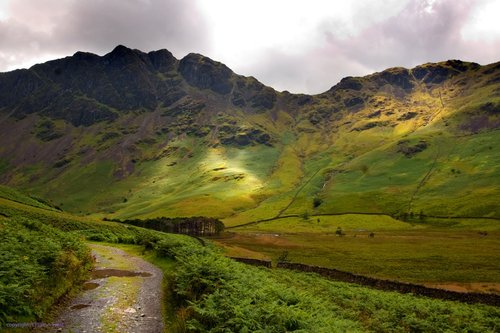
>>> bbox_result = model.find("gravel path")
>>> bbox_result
[35,244,164,333]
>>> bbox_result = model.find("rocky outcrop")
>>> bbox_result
[0,45,185,126]
[344,96,364,108]
[218,126,272,146]
[231,77,277,110]
[372,67,414,91]
[178,53,233,94]
[0,69,44,109]
[397,140,428,157]
[412,60,480,85]
[330,76,363,91]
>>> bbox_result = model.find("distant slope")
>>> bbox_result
[0,184,59,211]
[0,46,498,222]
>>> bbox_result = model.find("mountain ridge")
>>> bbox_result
[0,45,498,222]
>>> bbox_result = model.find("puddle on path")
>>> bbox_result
[71,304,90,310]
[92,268,152,279]
[82,282,99,290]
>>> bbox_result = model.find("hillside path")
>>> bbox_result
[37,244,164,333]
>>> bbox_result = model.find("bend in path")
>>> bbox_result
[36,244,164,333]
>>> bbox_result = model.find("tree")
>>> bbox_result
[277,251,289,263]
[313,197,323,208]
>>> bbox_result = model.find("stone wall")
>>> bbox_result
[276,262,500,306]
[230,257,272,268]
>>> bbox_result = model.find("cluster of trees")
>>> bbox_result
[106,216,225,236]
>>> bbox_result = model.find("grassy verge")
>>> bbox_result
[0,211,92,327]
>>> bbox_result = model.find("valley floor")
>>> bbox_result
[1,188,499,332]
[214,215,500,289]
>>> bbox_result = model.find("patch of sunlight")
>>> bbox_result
[200,148,264,196]
[393,122,413,136]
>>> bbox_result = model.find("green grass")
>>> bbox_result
[219,215,500,284]
[9,104,499,225]
[0,158,9,175]
[164,233,500,332]
[0,185,58,211]
[0,59,497,228]
[283,130,500,219]
[110,143,282,219]
[29,160,117,214]
[111,222,500,332]
[270,269,500,333]
[1,187,499,332]
[0,188,197,330]
[28,137,285,220]
[0,210,92,326]
[236,214,419,232]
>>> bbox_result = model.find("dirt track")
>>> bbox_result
[35,244,164,333]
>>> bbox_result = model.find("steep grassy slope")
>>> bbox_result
[0,47,498,223]
[0,184,58,210]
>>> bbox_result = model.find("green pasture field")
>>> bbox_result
[217,214,500,286]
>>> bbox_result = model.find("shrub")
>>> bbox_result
[277,251,289,263]
[0,216,92,325]
[313,197,323,208]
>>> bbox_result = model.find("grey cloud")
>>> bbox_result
[235,0,499,94]
[239,48,370,94]
[317,0,499,90]
[0,18,50,69]
[0,0,209,70]
[330,0,477,68]
[57,0,210,56]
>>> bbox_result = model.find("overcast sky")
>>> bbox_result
[0,0,499,94]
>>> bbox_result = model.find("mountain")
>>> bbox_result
[0,45,498,223]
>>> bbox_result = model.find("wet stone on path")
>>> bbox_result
[92,269,153,279]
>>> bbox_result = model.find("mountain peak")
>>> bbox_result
[179,53,234,94]
[147,49,177,72]
[102,45,153,71]
[104,45,145,62]
[412,60,480,85]
[109,44,136,55]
